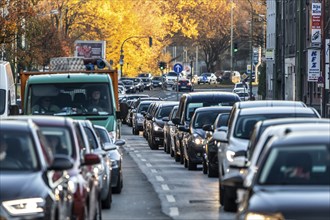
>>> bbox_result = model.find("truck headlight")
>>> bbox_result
[3,198,45,215]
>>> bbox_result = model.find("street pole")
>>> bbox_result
[248,0,253,100]
[119,36,152,78]
[230,0,234,74]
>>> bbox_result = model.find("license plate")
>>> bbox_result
[181,86,186,88]
[197,152,201,157]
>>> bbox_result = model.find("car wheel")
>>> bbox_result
[94,198,102,220]
[184,157,188,168]
[102,185,112,209]
[219,182,224,205]
[202,159,207,174]
[187,159,197,170]
[174,151,180,162]
[207,164,218,177]
[133,126,139,135]
[112,174,122,194]
[223,186,237,212]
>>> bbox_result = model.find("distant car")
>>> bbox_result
[233,82,249,91]
[235,91,250,101]
[198,73,217,84]
[121,80,136,93]
[173,79,194,92]
[152,76,163,88]
[132,77,144,92]
[140,77,153,90]
[0,120,74,220]
[94,125,125,194]
[138,73,152,78]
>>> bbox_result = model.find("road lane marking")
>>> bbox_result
[151,169,157,173]
[166,195,176,203]
[156,176,164,182]
[169,207,179,216]
[161,184,169,191]
[146,163,152,167]
[136,154,141,157]
[141,158,146,162]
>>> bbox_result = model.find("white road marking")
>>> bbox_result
[146,163,152,167]
[166,195,176,203]
[151,169,157,173]
[169,207,179,216]
[136,154,141,157]
[141,158,146,162]
[156,176,164,182]
[161,184,169,191]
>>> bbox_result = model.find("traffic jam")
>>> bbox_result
[1,0,330,219]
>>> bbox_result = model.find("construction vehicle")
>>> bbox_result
[19,57,121,139]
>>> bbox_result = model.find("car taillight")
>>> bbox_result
[178,83,181,85]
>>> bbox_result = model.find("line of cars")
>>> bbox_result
[0,115,126,220]
[121,91,329,219]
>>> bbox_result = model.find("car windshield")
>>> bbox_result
[27,83,113,116]
[0,131,39,171]
[258,145,330,185]
[215,114,229,128]
[153,77,162,80]
[95,127,112,144]
[193,111,220,128]
[42,127,74,157]
[167,72,178,77]
[138,103,151,113]
[157,106,174,119]
[234,113,318,139]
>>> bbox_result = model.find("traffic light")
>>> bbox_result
[233,43,238,53]
[149,37,152,47]
[158,61,166,70]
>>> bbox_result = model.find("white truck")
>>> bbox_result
[0,61,19,118]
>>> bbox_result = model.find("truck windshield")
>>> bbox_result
[28,83,113,116]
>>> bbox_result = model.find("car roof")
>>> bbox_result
[239,107,317,115]
[182,91,240,101]
[234,100,306,108]
[194,106,232,113]
[259,117,330,127]
[0,120,32,132]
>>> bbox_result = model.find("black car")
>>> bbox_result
[121,79,136,93]
[0,120,74,220]
[140,77,153,90]
[224,131,330,220]
[173,79,194,92]
[152,76,163,88]
[162,105,178,154]
[171,92,241,164]
[180,106,232,170]
[202,112,231,177]
[147,101,178,150]
[132,100,159,135]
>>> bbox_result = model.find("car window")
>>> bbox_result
[258,145,330,185]
[157,106,174,119]
[193,111,220,128]
[41,127,73,157]
[83,127,98,150]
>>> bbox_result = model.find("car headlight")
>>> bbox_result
[153,123,163,132]
[68,178,77,194]
[226,150,235,162]
[245,212,284,220]
[193,135,204,145]
[111,160,118,168]
[3,198,45,215]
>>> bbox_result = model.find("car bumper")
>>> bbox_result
[187,142,204,163]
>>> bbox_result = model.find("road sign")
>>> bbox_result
[318,76,324,83]
[173,63,183,73]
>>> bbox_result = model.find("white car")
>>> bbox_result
[234,82,249,90]
[198,73,217,84]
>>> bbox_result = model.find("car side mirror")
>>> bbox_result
[172,117,180,125]
[49,155,74,171]
[212,130,228,143]
[178,125,189,132]
[132,109,136,113]
[114,139,125,146]
[82,153,100,165]
[221,172,245,189]
[141,111,146,116]
[103,142,117,151]
[162,116,170,122]
[202,124,213,131]
[229,156,248,169]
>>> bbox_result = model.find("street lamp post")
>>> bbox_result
[248,0,254,100]
[119,36,152,77]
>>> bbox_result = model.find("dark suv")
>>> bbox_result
[147,101,179,150]
[172,92,240,164]
[180,106,232,170]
